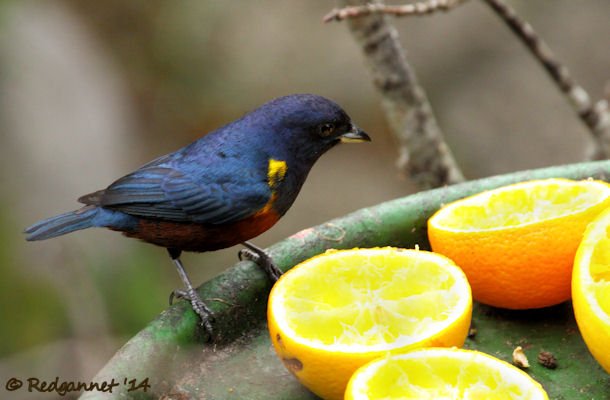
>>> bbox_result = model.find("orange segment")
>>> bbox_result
[267,247,472,400]
[572,207,610,373]
[345,348,549,400]
[428,178,610,309]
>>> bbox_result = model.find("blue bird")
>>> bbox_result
[25,94,371,335]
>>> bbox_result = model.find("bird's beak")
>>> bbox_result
[339,124,371,143]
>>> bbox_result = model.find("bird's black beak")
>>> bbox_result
[339,124,371,143]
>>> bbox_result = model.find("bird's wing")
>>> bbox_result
[79,165,271,225]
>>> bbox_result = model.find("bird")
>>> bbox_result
[24,93,371,336]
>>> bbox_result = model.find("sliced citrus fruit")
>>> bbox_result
[428,178,610,309]
[572,206,610,373]
[267,247,472,400]
[345,347,549,399]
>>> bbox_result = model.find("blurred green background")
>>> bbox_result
[1,0,609,396]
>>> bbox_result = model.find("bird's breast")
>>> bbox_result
[264,156,311,218]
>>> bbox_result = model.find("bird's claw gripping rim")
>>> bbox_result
[239,242,282,281]
[169,288,215,339]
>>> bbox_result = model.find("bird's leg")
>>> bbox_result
[239,241,282,281]
[167,248,214,336]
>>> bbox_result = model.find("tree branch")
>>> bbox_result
[326,0,610,160]
[329,0,465,189]
[324,0,468,22]
[481,0,610,160]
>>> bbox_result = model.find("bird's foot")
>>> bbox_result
[169,288,215,337]
[239,241,282,281]
[168,249,215,339]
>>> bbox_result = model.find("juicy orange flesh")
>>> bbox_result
[361,356,534,398]
[438,182,608,230]
[279,252,462,347]
[589,226,610,316]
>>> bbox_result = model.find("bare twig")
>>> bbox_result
[481,0,610,159]
[331,0,465,188]
[327,0,610,160]
[324,0,468,22]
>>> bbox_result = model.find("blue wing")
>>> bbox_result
[79,162,271,225]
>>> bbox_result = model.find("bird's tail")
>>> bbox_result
[25,206,99,241]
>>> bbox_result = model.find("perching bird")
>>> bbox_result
[24,94,370,334]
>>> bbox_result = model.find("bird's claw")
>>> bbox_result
[239,243,282,281]
[169,288,215,339]
[169,289,186,305]
[238,248,249,262]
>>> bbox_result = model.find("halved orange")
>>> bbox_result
[572,206,610,373]
[428,178,610,309]
[345,348,549,399]
[267,247,472,400]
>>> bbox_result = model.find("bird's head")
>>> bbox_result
[248,94,371,162]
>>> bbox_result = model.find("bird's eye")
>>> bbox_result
[318,123,335,137]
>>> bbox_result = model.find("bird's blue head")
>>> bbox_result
[243,94,371,164]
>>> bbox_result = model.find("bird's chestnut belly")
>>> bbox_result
[121,209,280,252]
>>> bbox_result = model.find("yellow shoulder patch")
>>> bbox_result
[267,159,287,189]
